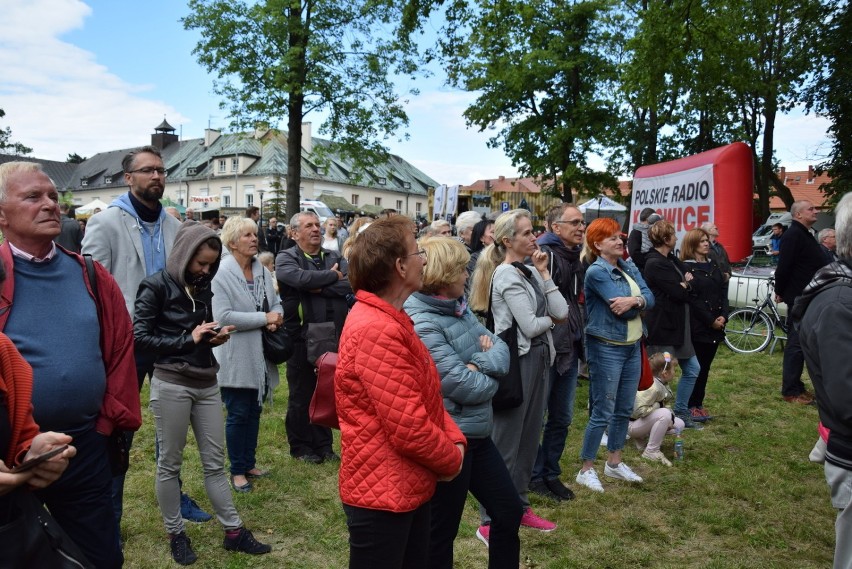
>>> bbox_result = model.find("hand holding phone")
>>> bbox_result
[13,444,69,473]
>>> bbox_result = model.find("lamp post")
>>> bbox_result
[258,189,265,230]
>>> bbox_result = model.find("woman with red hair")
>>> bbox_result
[576,218,654,493]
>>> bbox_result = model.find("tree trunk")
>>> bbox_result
[286,1,309,222]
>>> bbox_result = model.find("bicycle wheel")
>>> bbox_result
[725,308,773,354]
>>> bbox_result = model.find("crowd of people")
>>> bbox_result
[0,146,848,568]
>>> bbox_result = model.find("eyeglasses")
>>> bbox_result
[405,249,427,260]
[127,167,167,176]
[553,219,586,227]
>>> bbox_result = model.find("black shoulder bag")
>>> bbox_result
[485,268,524,412]
[260,269,294,365]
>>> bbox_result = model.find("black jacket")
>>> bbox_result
[538,233,585,372]
[795,260,852,470]
[683,259,729,344]
[775,220,829,304]
[643,249,692,347]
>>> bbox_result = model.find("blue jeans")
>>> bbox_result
[220,387,262,475]
[429,437,523,569]
[532,347,579,482]
[673,355,700,416]
[580,337,641,462]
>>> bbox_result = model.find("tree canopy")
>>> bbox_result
[183,0,425,220]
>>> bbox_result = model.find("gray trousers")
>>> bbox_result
[150,377,242,534]
[825,462,852,569]
[481,343,550,523]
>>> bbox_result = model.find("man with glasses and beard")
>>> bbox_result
[82,145,211,533]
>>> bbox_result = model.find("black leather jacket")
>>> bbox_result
[133,270,217,370]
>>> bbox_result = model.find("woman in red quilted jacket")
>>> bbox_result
[335,216,467,569]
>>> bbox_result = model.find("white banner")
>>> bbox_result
[190,195,220,203]
[631,163,714,250]
[445,184,459,220]
[433,184,447,220]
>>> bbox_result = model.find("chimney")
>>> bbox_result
[254,122,270,140]
[204,128,221,148]
[301,122,312,153]
[498,175,505,182]
[808,165,814,180]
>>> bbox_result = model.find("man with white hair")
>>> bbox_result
[701,221,731,281]
[455,211,481,251]
[795,192,852,569]
[819,228,838,262]
[775,200,830,404]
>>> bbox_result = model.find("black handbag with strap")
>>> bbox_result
[259,271,293,365]
[485,266,525,412]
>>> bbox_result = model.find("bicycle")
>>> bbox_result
[724,276,788,354]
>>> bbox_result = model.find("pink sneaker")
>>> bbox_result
[476,525,490,547]
[520,508,556,532]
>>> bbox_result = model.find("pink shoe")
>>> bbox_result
[476,524,490,547]
[520,508,556,532]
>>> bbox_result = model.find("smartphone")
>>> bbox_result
[13,444,69,473]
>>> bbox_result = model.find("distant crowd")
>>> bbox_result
[0,145,849,569]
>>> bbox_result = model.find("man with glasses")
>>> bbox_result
[529,203,587,502]
[276,212,352,464]
[82,145,212,530]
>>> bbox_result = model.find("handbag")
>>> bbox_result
[309,351,340,429]
[485,272,524,412]
[0,489,94,568]
[260,275,294,365]
[638,339,654,391]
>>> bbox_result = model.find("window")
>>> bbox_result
[221,187,231,208]
[378,176,387,185]
[232,158,239,172]
[104,176,113,184]
[218,159,227,173]
[187,167,198,176]
[351,194,359,206]
[80,179,88,187]
[402,182,411,189]
[396,200,402,211]
[415,202,422,213]
[246,194,254,207]
[374,197,382,206]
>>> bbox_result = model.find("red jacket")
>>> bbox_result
[0,333,40,467]
[335,290,466,512]
[0,243,141,435]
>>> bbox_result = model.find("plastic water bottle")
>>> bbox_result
[674,433,684,461]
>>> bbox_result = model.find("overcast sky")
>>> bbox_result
[0,0,832,186]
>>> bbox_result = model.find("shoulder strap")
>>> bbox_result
[83,254,99,304]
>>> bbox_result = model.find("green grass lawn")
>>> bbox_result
[120,346,835,568]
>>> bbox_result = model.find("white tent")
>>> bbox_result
[578,195,628,226]
[578,195,627,213]
[75,199,111,215]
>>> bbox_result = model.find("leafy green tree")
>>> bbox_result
[66,152,87,164]
[183,0,424,220]
[805,1,852,210]
[0,108,33,155]
[437,0,621,203]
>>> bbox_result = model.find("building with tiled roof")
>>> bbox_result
[2,120,437,220]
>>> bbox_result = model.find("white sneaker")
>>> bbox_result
[641,449,673,467]
[604,461,644,483]
[575,469,604,493]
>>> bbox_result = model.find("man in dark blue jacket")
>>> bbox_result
[529,203,585,502]
[775,200,829,404]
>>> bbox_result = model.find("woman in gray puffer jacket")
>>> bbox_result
[404,236,523,569]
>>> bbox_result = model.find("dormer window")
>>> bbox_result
[187,167,198,176]
[104,176,113,184]
[403,182,411,189]
[378,176,387,185]
[81,179,88,187]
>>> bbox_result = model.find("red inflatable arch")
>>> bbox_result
[631,142,753,263]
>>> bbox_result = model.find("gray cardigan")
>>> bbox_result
[404,292,509,438]
[212,255,283,403]
[491,263,569,366]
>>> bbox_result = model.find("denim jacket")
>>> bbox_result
[584,257,654,343]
